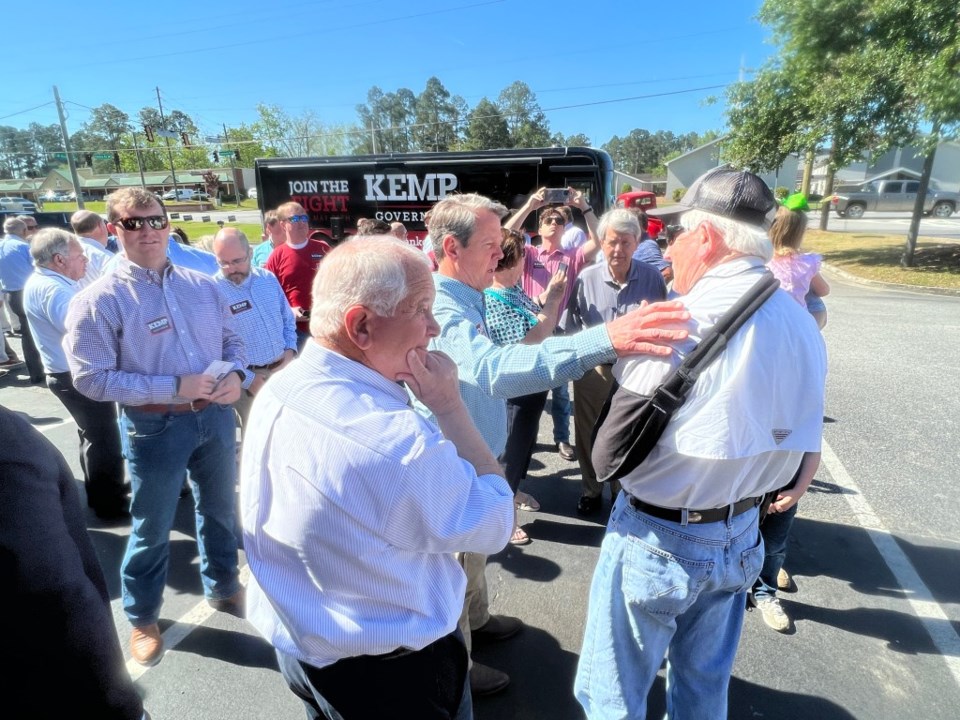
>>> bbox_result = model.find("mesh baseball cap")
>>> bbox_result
[649,166,777,229]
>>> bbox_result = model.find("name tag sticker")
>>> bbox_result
[230,299,252,314]
[147,316,172,334]
[533,261,545,269]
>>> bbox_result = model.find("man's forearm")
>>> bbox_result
[432,403,502,478]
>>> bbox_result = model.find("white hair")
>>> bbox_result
[309,235,432,341]
[680,209,772,262]
[596,208,640,243]
[429,193,508,260]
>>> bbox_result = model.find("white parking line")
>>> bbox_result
[821,439,960,687]
[126,565,252,680]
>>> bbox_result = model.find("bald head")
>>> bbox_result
[213,227,252,284]
[71,209,108,245]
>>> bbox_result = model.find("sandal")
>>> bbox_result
[509,526,531,545]
[515,491,540,512]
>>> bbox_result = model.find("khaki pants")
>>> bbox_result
[234,363,282,437]
[573,364,621,500]
[455,551,490,665]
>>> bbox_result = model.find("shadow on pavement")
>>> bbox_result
[174,625,280,671]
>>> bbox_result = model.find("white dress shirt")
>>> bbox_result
[241,341,514,668]
[77,237,113,289]
[613,257,827,508]
[23,267,77,374]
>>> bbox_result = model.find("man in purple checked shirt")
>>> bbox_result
[65,187,246,668]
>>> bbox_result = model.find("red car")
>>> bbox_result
[616,190,664,239]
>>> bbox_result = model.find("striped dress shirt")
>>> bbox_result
[77,237,114,289]
[240,341,514,668]
[65,257,245,405]
[415,273,616,456]
[214,267,297,388]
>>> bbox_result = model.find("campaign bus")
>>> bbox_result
[254,146,615,247]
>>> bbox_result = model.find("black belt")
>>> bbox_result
[250,357,284,371]
[628,495,762,524]
[130,400,211,414]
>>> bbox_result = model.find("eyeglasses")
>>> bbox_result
[541,217,564,225]
[217,254,249,268]
[283,214,309,224]
[114,215,169,232]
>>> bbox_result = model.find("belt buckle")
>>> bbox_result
[687,511,703,523]
[190,400,202,413]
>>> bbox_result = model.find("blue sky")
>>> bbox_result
[5,0,776,148]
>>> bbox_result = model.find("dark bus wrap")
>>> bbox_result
[254,147,614,248]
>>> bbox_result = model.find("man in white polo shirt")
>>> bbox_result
[576,168,827,720]
[71,209,114,288]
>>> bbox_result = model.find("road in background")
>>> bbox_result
[2,270,958,719]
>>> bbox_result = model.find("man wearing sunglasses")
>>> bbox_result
[65,187,247,668]
[264,202,331,348]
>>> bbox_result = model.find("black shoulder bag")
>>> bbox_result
[592,272,781,485]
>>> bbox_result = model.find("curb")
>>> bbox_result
[822,262,960,297]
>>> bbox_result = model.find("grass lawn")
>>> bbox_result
[42,198,258,214]
[170,220,264,246]
[804,229,960,290]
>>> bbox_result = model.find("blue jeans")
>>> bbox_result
[752,502,799,601]
[575,492,764,720]
[119,404,240,626]
[550,382,571,444]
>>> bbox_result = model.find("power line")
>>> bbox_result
[0,102,56,122]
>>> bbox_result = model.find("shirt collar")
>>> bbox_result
[435,272,484,307]
[300,340,410,405]
[115,254,174,283]
[35,265,77,287]
[600,259,642,286]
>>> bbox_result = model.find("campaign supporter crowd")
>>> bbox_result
[0,171,828,720]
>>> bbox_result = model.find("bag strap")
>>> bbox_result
[666,272,780,396]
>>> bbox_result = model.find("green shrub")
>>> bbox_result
[672,187,686,202]
[774,186,790,199]
[620,183,632,194]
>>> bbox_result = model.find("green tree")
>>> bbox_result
[463,98,511,150]
[497,81,551,148]
[354,86,417,154]
[87,104,131,173]
[411,77,464,152]
[251,104,353,158]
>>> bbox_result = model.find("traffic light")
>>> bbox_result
[84,153,93,165]
[235,149,241,161]
[213,150,220,163]
[144,125,154,143]
[181,132,191,147]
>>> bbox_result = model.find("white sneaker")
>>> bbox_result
[755,596,791,632]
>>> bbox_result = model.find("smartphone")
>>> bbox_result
[558,261,569,275]
[544,188,570,204]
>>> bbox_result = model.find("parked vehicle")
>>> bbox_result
[246,187,258,200]
[161,188,197,201]
[831,179,959,218]
[615,189,664,238]
[0,197,38,212]
[0,210,72,230]
[254,146,613,245]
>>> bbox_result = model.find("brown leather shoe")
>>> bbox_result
[131,624,163,666]
[208,586,246,618]
[470,662,510,696]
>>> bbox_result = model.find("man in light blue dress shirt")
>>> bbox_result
[0,216,44,382]
[212,227,297,432]
[24,228,129,520]
[65,187,246,668]
[421,193,689,696]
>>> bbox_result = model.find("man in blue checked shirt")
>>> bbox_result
[65,187,246,669]
[212,227,297,432]
[420,193,690,697]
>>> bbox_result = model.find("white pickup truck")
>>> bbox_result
[831,179,959,218]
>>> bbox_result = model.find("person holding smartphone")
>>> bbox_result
[503,189,601,462]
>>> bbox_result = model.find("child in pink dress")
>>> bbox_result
[767,205,830,327]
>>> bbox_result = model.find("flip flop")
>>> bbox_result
[509,526,531,546]
[514,491,540,512]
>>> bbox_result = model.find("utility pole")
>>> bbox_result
[52,86,85,210]
[156,86,181,199]
[223,122,240,208]
[132,131,147,189]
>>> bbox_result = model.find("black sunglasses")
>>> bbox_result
[114,215,169,232]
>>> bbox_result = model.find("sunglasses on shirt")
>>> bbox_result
[114,215,170,231]
[284,214,309,224]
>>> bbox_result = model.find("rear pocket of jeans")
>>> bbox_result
[736,532,765,593]
[622,534,714,617]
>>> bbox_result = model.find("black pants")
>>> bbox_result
[47,372,127,513]
[8,290,43,382]
[277,630,469,720]
[499,391,549,493]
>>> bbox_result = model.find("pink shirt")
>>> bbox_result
[521,244,587,325]
[767,252,822,306]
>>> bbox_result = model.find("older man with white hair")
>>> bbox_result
[575,167,827,720]
[0,216,44,381]
[24,228,130,520]
[241,236,514,720]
